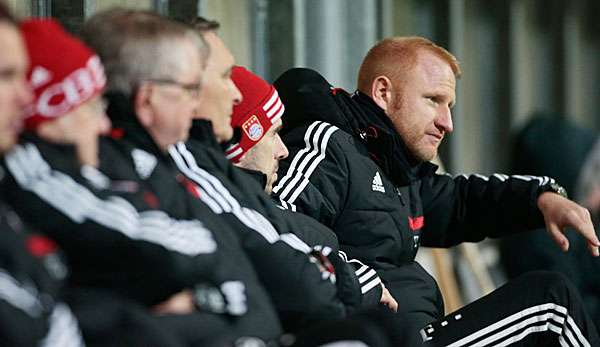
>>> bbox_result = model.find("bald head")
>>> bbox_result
[357,37,461,96]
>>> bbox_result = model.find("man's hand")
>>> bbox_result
[152,290,195,315]
[380,283,398,312]
[537,192,600,256]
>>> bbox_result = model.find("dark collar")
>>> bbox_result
[349,92,437,185]
[237,167,268,191]
[189,119,221,150]
[189,119,245,155]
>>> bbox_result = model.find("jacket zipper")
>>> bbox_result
[395,187,405,206]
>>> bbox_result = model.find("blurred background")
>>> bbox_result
[7,0,598,309]
[7,0,598,175]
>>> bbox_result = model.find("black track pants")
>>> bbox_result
[421,271,599,347]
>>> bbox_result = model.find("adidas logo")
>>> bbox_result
[132,148,157,179]
[372,172,385,193]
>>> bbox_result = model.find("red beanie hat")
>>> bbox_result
[226,66,284,163]
[20,19,106,130]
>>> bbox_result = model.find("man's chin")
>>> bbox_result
[413,148,437,163]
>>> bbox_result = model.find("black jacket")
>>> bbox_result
[272,68,557,323]
[237,165,382,310]
[170,119,377,331]
[0,201,83,346]
[96,92,284,339]
[0,129,280,341]
[184,121,385,308]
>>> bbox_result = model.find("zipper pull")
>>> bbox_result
[396,187,405,206]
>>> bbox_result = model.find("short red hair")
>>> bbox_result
[357,36,461,94]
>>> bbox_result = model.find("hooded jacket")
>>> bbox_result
[272,68,558,324]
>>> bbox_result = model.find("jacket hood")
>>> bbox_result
[274,68,437,185]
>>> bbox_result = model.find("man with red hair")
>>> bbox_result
[274,37,599,346]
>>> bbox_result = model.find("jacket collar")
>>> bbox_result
[348,92,437,186]
[189,119,221,149]
[104,91,170,162]
[237,167,268,191]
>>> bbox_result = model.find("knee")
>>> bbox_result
[517,271,577,297]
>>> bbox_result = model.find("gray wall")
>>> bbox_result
[11,0,599,175]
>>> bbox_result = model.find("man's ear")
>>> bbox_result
[134,83,154,127]
[371,76,393,112]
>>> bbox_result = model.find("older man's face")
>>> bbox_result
[143,37,203,151]
[0,22,32,154]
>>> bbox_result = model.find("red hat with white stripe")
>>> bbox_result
[20,19,106,130]
[226,66,284,163]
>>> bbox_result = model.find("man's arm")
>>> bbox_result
[420,173,599,255]
[0,141,220,303]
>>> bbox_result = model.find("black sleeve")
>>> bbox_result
[420,172,555,247]
[170,142,347,328]
[278,209,382,311]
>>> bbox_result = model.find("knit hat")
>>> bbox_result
[225,66,284,162]
[20,19,106,130]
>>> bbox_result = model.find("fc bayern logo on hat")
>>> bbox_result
[242,115,264,142]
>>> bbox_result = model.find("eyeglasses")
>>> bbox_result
[145,78,202,98]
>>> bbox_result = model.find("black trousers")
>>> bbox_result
[290,308,412,347]
[421,271,599,347]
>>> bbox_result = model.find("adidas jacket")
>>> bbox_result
[181,121,383,311]
[272,68,559,323]
[235,162,383,310]
[0,132,281,341]
[102,93,347,333]
[168,120,363,331]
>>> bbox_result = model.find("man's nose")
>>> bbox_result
[436,107,453,133]
[231,82,242,106]
[275,135,289,160]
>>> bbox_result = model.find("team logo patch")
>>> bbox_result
[242,115,264,142]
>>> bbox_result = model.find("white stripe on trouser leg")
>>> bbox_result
[469,312,565,346]
[444,303,589,347]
